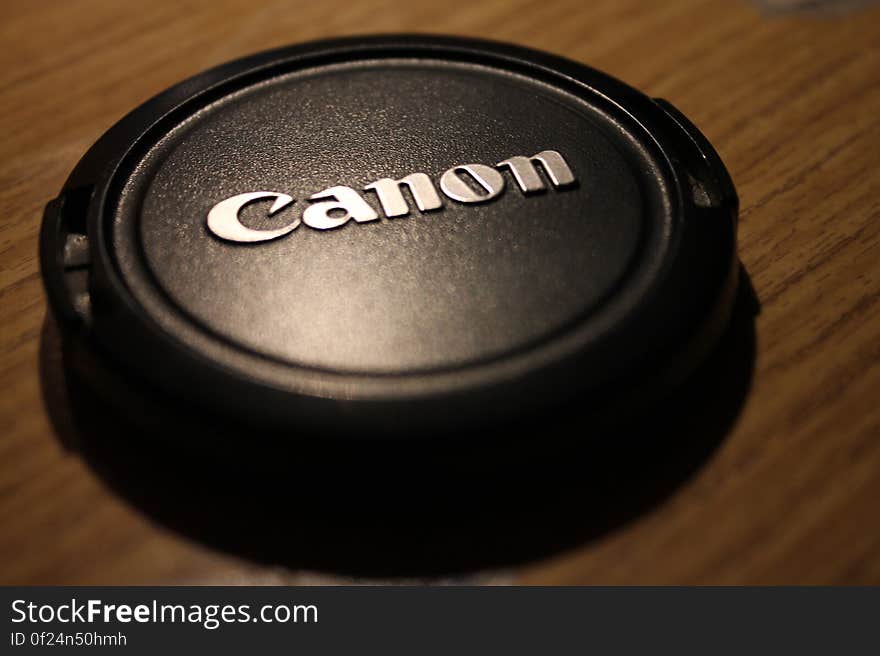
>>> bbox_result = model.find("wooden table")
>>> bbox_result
[2,0,879,585]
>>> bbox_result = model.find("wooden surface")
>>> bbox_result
[2,0,879,585]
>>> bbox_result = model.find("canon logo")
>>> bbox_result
[206,150,576,243]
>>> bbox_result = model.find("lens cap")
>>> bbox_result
[41,35,738,443]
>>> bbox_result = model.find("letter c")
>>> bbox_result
[207,191,298,243]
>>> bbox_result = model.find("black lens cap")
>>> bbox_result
[41,35,738,447]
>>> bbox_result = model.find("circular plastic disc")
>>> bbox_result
[41,35,738,438]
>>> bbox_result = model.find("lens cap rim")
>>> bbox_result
[40,35,738,436]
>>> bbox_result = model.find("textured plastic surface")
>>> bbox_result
[40,35,738,438]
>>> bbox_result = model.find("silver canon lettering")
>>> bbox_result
[439,164,505,204]
[364,173,443,218]
[303,185,379,230]
[497,150,576,193]
[207,191,297,243]
[206,150,577,243]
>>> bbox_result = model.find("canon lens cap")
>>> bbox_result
[41,35,738,445]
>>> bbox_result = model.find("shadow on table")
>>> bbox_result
[39,268,759,579]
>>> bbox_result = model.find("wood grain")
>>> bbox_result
[1,0,879,584]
